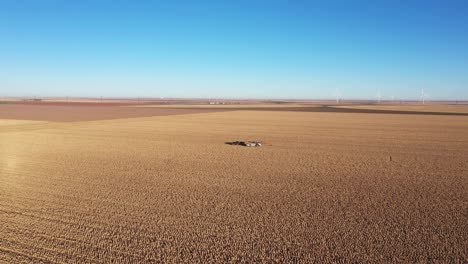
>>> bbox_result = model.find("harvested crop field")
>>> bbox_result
[132,103,468,116]
[1,108,467,262]
[335,103,468,114]
[0,103,229,122]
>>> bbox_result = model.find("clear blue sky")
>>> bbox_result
[1,1,467,100]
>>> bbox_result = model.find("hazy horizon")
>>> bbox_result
[3,95,468,103]
[1,1,467,100]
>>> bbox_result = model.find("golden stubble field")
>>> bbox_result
[1,109,467,262]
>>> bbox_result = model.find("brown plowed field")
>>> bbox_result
[0,104,230,122]
[133,103,468,116]
[335,104,468,114]
[0,108,467,262]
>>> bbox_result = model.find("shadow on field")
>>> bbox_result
[173,105,468,116]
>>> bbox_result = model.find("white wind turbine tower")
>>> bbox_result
[420,88,428,104]
[334,89,342,104]
[376,90,382,104]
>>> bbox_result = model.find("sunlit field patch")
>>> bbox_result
[1,108,467,262]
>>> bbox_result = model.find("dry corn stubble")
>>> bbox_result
[0,109,467,262]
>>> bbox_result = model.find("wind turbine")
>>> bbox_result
[376,90,382,104]
[420,88,428,104]
[334,89,342,104]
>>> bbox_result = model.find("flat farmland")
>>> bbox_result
[1,106,467,262]
[0,103,229,122]
[335,103,468,114]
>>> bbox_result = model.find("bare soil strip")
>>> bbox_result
[164,105,468,116]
